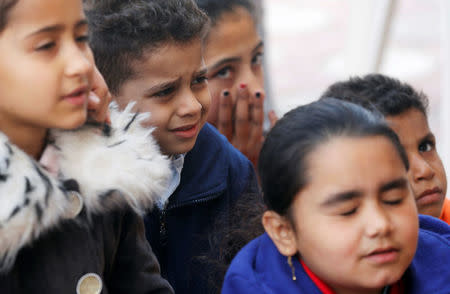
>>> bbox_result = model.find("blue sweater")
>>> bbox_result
[144,123,260,294]
[222,215,450,294]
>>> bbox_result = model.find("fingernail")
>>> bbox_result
[223,90,230,97]
[239,83,247,89]
[89,93,100,103]
[255,92,261,99]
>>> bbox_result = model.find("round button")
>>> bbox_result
[65,191,83,219]
[76,273,103,294]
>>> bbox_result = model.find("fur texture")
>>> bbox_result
[0,103,171,272]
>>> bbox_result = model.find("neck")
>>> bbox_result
[0,120,47,160]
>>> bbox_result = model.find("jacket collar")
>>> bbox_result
[0,102,171,272]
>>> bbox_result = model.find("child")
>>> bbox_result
[195,0,277,166]
[321,74,450,223]
[222,99,450,294]
[0,0,174,292]
[86,1,260,293]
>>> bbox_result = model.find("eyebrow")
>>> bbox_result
[321,177,408,208]
[379,178,408,194]
[195,68,208,77]
[208,57,241,72]
[320,190,362,208]
[208,40,264,72]
[25,19,88,39]
[143,78,180,96]
[419,132,435,143]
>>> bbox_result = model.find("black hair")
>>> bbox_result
[85,0,209,94]
[259,98,409,216]
[320,73,429,118]
[197,192,265,293]
[0,0,18,32]
[195,0,257,26]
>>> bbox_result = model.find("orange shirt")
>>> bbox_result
[440,197,450,224]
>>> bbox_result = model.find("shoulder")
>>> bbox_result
[190,123,250,166]
[183,123,257,189]
[222,235,266,294]
[418,214,450,243]
[406,215,450,293]
[439,198,450,224]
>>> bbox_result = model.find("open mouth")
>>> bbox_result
[171,123,199,138]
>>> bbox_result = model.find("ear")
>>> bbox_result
[262,210,298,256]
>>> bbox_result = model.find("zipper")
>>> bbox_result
[158,191,223,248]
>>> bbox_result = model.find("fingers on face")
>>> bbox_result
[217,89,233,140]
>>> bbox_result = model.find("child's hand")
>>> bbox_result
[87,66,112,124]
[217,85,264,166]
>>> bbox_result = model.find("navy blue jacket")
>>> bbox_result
[144,123,260,293]
[222,215,450,294]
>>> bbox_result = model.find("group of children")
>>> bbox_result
[0,0,448,294]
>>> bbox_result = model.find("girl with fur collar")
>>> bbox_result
[0,0,173,293]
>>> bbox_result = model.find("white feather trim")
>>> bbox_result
[0,102,171,272]
[52,102,171,215]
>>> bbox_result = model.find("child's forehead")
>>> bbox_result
[5,0,85,33]
[386,108,430,133]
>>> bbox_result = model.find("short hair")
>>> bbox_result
[195,0,257,26]
[0,0,18,32]
[258,98,409,216]
[320,73,429,118]
[85,0,209,94]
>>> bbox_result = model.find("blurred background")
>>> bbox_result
[263,0,450,185]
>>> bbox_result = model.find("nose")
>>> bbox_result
[365,204,393,238]
[409,152,434,183]
[64,44,93,81]
[177,88,202,117]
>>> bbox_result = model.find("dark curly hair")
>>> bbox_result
[320,73,429,118]
[85,0,209,94]
[194,0,257,26]
[0,0,18,32]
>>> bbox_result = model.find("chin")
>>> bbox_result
[58,112,87,130]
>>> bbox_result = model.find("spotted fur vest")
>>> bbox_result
[0,102,171,273]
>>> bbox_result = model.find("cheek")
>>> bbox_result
[198,88,211,116]
[394,198,419,250]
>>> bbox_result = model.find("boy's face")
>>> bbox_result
[115,40,210,155]
[0,0,93,132]
[273,136,418,293]
[387,108,447,218]
[203,7,264,127]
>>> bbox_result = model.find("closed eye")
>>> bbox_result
[76,35,89,43]
[383,198,403,205]
[341,207,357,216]
[36,42,56,51]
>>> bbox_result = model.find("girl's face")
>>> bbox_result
[0,0,94,133]
[203,7,264,126]
[268,136,419,293]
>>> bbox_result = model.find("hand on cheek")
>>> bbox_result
[87,66,112,124]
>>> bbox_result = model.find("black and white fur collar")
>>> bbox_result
[0,102,171,272]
